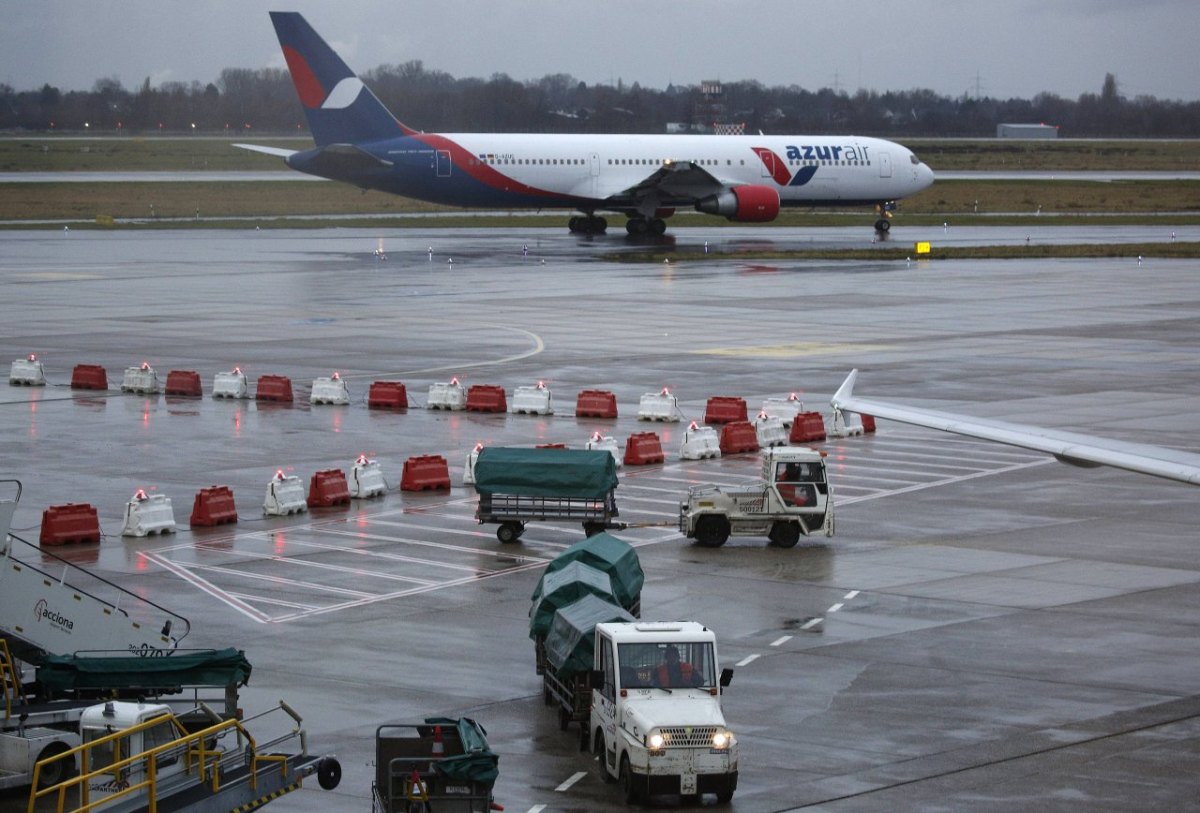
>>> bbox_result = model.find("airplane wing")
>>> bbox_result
[601,160,726,213]
[830,369,1200,487]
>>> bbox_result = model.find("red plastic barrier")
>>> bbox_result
[575,389,618,418]
[70,364,108,390]
[862,414,876,433]
[704,396,748,425]
[367,381,409,409]
[401,455,451,491]
[719,421,760,454]
[190,485,238,527]
[624,432,665,466]
[465,384,507,413]
[40,503,101,546]
[164,370,202,397]
[307,469,351,507]
[789,411,827,443]
[255,374,294,403]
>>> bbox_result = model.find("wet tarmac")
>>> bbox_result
[3,225,1200,812]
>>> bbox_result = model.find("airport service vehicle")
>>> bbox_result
[26,697,340,813]
[372,719,499,813]
[679,447,834,548]
[590,622,736,804]
[474,447,620,542]
[244,12,934,236]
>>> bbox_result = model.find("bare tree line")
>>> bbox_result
[2,66,1197,137]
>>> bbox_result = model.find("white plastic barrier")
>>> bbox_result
[311,374,351,405]
[351,456,386,498]
[427,379,466,410]
[121,363,160,394]
[212,368,249,399]
[760,394,805,426]
[829,408,864,438]
[463,444,483,485]
[754,414,789,447]
[263,472,307,516]
[9,355,46,386]
[585,433,623,468]
[511,383,554,415]
[637,388,680,422]
[120,491,176,537]
[679,422,721,460]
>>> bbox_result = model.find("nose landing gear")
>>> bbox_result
[874,201,896,236]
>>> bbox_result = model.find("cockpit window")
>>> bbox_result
[910,153,921,165]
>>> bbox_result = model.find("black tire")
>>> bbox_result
[496,522,522,543]
[695,515,730,547]
[317,756,342,790]
[716,788,735,804]
[595,731,615,783]
[619,754,643,804]
[875,218,891,232]
[626,218,648,236]
[649,218,667,235]
[579,723,590,752]
[583,522,605,537]
[558,705,571,731]
[768,520,801,548]
[34,744,74,790]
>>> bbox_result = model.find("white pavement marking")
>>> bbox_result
[555,772,587,792]
[770,635,792,647]
[835,458,1056,505]
[528,806,547,813]
[800,617,823,630]
[828,603,844,613]
[736,654,760,667]
[845,590,860,599]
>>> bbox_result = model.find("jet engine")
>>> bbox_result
[695,185,780,222]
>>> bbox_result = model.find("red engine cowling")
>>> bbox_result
[695,185,781,222]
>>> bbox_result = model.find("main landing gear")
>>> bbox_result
[625,216,667,236]
[568,214,607,234]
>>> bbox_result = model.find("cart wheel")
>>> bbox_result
[582,522,605,537]
[497,521,523,543]
[317,756,342,790]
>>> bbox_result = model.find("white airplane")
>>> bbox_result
[831,369,1200,487]
[239,12,935,236]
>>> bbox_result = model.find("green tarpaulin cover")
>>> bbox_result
[532,532,644,611]
[424,716,499,785]
[529,560,615,640]
[37,648,252,692]
[473,447,618,498]
[544,593,635,678]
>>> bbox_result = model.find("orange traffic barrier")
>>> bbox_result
[40,503,101,546]
[190,485,238,527]
[719,421,760,454]
[368,381,409,409]
[624,432,665,466]
[307,469,351,507]
[704,396,748,424]
[70,364,108,390]
[255,374,294,403]
[164,370,203,396]
[575,389,618,418]
[465,384,507,413]
[401,455,451,491]
[789,411,827,443]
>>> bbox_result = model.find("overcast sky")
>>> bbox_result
[3,0,1198,103]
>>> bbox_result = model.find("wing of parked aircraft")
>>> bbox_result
[830,369,1200,487]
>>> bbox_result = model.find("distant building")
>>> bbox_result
[997,123,1059,139]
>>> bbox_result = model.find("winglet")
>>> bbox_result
[831,369,859,410]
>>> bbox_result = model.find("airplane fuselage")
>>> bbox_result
[287,132,933,213]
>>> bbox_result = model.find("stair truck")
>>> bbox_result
[529,532,644,675]
[372,718,499,813]
[473,447,620,542]
[27,695,341,813]
[1,646,250,792]
[679,447,835,548]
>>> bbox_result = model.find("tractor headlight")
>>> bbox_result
[647,731,665,750]
[712,729,733,750]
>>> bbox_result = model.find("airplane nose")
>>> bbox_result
[918,162,935,190]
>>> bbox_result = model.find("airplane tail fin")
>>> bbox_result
[269,11,413,146]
